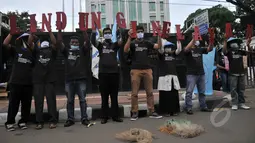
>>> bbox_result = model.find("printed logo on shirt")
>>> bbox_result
[232,51,241,59]
[38,55,50,65]
[102,48,114,54]
[135,47,147,52]
[191,50,201,58]
[103,45,107,49]
[164,56,175,61]
[17,53,32,64]
[68,52,80,61]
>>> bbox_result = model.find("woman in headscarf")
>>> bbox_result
[157,39,182,116]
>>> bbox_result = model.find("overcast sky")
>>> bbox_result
[0,0,236,32]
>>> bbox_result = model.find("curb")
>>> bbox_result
[0,96,231,125]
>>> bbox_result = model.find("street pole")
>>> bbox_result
[72,0,74,32]
[62,0,65,32]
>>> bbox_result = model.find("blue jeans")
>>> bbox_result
[185,75,207,109]
[229,75,245,105]
[65,79,88,121]
[220,72,230,93]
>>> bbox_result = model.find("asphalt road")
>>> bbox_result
[1,109,255,143]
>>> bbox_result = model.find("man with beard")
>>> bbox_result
[124,25,162,121]
[95,27,123,124]
[184,35,213,115]
[223,37,252,110]
[59,30,92,127]
[3,32,34,131]
[33,30,58,129]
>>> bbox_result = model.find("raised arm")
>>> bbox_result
[124,29,133,53]
[153,35,162,49]
[49,31,57,50]
[247,37,252,51]
[175,41,182,55]
[206,44,214,53]
[82,30,90,52]
[184,38,195,52]
[28,32,34,50]
[3,34,12,48]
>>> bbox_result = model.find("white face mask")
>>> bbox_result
[71,45,79,49]
[195,41,200,46]
[230,43,239,49]
[104,34,112,40]
[137,32,144,39]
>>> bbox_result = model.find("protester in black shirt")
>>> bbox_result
[59,30,92,127]
[157,40,182,116]
[216,47,229,92]
[3,32,34,131]
[223,37,252,110]
[95,27,123,124]
[184,35,213,115]
[33,31,58,129]
[124,25,162,121]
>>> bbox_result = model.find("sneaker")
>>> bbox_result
[149,112,163,119]
[64,120,75,127]
[239,104,250,110]
[130,112,138,121]
[231,105,238,110]
[101,118,108,124]
[201,108,213,112]
[35,124,43,130]
[112,117,123,122]
[49,123,57,129]
[6,124,15,132]
[82,119,94,127]
[18,123,28,130]
[186,109,193,115]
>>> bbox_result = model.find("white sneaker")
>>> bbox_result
[231,105,238,110]
[239,104,250,110]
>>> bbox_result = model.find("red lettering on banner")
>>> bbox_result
[56,12,67,30]
[151,21,161,36]
[9,15,20,35]
[78,12,89,31]
[116,12,126,28]
[246,24,254,39]
[41,13,52,32]
[194,26,202,41]
[91,12,101,30]
[29,14,37,33]
[225,23,233,39]
[175,25,184,40]
[208,28,215,45]
[161,21,171,38]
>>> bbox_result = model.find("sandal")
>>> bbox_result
[49,123,57,129]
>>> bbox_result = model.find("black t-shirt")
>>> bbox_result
[158,51,177,76]
[97,41,119,73]
[185,47,208,75]
[32,45,57,84]
[62,46,89,81]
[224,49,246,74]
[6,46,34,85]
[216,50,228,73]
[130,40,154,69]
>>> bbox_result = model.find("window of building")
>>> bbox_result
[161,15,164,22]
[149,2,156,11]
[101,18,106,29]
[101,4,105,13]
[91,4,96,12]
[160,1,164,11]
[150,16,156,22]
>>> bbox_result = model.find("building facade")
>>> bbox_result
[85,0,170,32]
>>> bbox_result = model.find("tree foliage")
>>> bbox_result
[227,0,255,16]
[7,11,30,32]
[183,4,240,44]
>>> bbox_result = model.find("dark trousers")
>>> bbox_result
[34,83,57,124]
[99,73,120,119]
[220,72,230,93]
[65,79,88,121]
[229,75,245,105]
[6,84,33,125]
